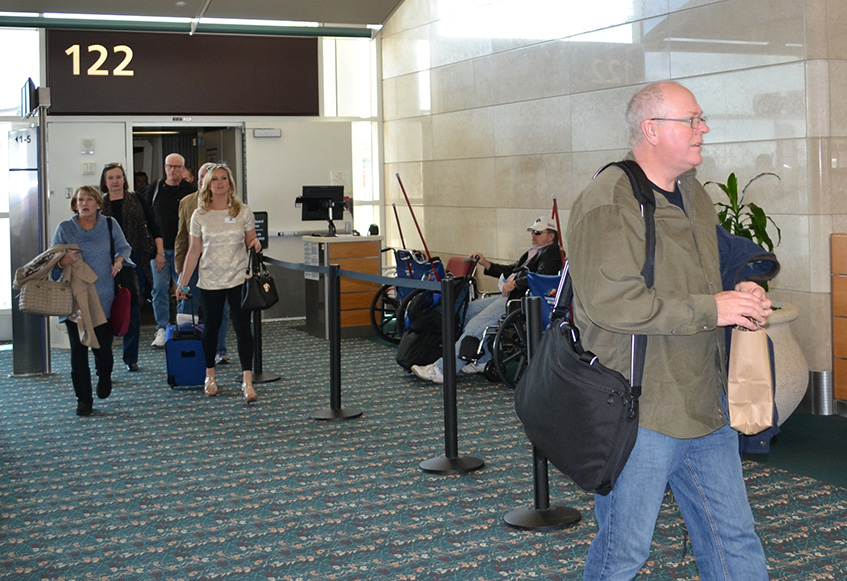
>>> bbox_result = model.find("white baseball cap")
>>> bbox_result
[527,216,557,233]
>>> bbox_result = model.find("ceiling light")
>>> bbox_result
[44,12,192,25]
[200,17,319,28]
[0,11,38,18]
[664,37,769,47]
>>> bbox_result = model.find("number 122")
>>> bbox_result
[64,44,135,76]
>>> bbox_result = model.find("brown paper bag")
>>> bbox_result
[727,326,774,435]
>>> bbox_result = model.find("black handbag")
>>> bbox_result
[513,160,655,496]
[241,249,279,311]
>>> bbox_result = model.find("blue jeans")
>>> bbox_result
[151,249,201,330]
[435,294,506,373]
[151,249,177,331]
[584,424,768,580]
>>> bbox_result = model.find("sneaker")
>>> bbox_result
[151,328,166,348]
[460,361,487,375]
[411,363,444,384]
[215,354,230,365]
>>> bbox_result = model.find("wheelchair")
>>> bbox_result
[463,272,563,388]
[369,248,446,343]
[370,251,480,344]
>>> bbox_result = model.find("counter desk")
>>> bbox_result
[301,234,383,339]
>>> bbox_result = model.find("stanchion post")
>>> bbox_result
[311,263,362,420]
[420,277,484,474]
[251,309,280,384]
[503,296,581,530]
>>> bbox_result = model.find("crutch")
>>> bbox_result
[392,203,414,278]
[551,195,566,267]
[395,173,441,281]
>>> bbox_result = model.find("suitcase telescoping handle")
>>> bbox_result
[173,293,200,339]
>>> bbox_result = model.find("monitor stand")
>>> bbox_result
[326,219,337,237]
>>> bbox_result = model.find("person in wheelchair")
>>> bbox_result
[411,216,563,384]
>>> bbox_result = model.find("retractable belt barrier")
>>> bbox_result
[264,255,483,475]
[503,297,580,530]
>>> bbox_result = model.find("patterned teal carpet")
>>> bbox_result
[1,320,846,579]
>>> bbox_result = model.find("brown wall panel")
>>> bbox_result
[328,241,380,259]
[834,276,847,317]
[341,292,375,310]
[340,309,371,327]
[340,278,379,294]
[46,29,318,116]
[833,317,847,359]
[832,234,847,275]
[834,357,847,400]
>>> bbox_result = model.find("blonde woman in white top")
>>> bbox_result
[176,164,262,402]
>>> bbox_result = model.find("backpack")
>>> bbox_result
[396,329,442,371]
[395,275,472,371]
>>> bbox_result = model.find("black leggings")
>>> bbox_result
[65,320,114,375]
[200,285,253,371]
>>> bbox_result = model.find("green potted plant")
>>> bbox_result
[705,172,781,253]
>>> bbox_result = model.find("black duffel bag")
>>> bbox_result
[514,317,641,495]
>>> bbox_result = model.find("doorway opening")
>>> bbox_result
[132,124,245,198]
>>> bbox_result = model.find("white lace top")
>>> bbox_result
[189,205,255,290]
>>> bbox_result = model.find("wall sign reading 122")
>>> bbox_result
[64,44,135,76]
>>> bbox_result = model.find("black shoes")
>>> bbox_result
[126,363,139,372]
[97,377,112,400]
[76,404,93,416]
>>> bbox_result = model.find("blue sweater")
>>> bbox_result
[51,213,133,319]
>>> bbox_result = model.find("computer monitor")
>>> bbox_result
[297,185,345,236]
[21,78,37,119]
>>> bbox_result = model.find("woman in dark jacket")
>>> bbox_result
[100,162,164,372]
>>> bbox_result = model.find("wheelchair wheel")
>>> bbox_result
[369,284,402,343]
[483,360,501,382]
[491,309,528,389]
[396,287,425,335]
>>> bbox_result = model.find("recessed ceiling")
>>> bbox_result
[0,0,403,27]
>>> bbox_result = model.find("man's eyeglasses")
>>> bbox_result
[649,116,708,129]
[531,230,545,236]
[165,164,184,170]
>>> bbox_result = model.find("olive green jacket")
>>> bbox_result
[566,158,726,438]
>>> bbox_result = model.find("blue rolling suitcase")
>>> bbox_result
[165,320,206,389]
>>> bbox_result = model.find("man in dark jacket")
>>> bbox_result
[146,153,197,347]
[411,216,563,384]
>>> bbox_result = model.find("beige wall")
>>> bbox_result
[379,0,847,371]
